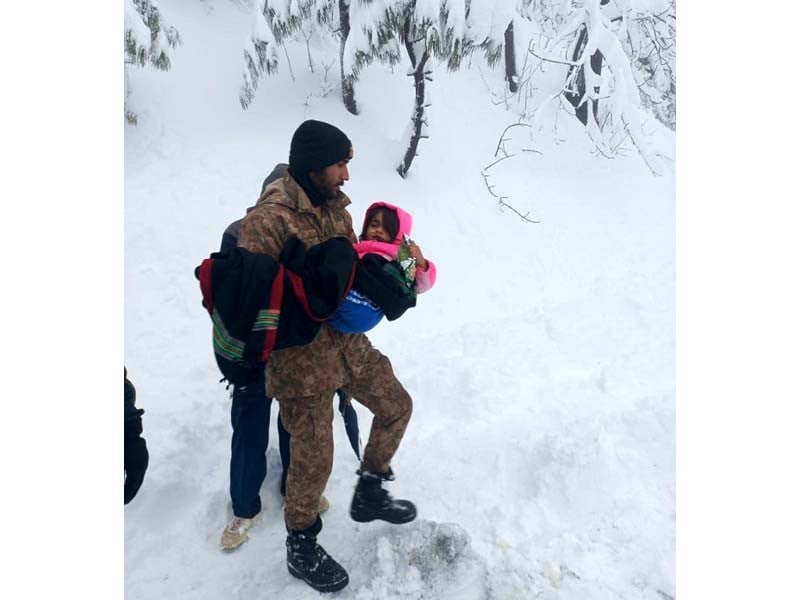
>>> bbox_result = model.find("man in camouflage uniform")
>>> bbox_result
[238,120,416,593]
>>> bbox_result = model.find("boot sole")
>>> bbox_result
[287,564,349,593]
[219,539,246,552]
[350,510,417,524]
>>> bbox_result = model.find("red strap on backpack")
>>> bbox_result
[198,258,214,316]
[285,264,356,322]
[260,264,285,362]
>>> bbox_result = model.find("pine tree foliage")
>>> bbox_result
[342,0,403,79]
[240,1,280,109]
[342,0,512,75]
[460,0,518,70]
[240,1,339,109]
[269,0,335,44]
[238,0,520,119]
[124,0,182,71]
[124,0,181,124]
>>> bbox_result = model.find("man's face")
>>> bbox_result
[309,160,350,199]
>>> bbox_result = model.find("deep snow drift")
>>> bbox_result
[124,1,675,598]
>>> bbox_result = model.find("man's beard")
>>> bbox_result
[310,174,342,199]
[322,181,343,198]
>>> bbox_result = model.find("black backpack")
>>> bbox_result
[195,237,356,387]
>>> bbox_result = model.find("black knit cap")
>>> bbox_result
[289,120,353,175]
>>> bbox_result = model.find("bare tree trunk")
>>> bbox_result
[564,0,610,126]
[396,26,430,178]
[338,0,358,115]
[563,25,603,126]
[504,21,518,94]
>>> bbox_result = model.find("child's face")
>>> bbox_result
[365,211,391,242]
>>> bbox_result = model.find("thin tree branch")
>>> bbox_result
[494,122,533,158]
[527,46,579,68]
[481,155,540,224]
[282,42,295,81]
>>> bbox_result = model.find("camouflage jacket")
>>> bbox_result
[238,171,360,398]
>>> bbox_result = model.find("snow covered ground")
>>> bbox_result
[124,1,674,598]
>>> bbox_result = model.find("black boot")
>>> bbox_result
[350,470,417,524]
[286,517,349,593]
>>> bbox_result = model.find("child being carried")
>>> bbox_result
[328,202,437,333]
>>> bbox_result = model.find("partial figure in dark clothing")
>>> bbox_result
[124,368,149,504]
[227,370,287,519]
[220,163,289,253]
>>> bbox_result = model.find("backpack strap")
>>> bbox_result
[197,257,214,315]
[285,264,356,322]
[260,264,285,362]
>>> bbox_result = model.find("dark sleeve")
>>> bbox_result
[220,218,244,253]
[353,256,417,321]
[220,232,238,253]
[124,369,144,432]
[124,369,149,504]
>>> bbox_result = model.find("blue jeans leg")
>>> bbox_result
[229,377,271,519]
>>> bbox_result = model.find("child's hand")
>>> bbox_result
[407,241,428,271]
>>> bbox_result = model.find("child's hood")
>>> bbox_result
[363,201,412,242]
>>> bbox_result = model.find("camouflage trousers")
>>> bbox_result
[278,334,413,531]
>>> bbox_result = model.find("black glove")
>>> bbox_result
[124,424,149,504]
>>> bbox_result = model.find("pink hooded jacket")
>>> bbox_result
[355,201,437,293]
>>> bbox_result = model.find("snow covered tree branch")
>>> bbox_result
[233,1,674,176]
[124,0,182,123]
[339,0,359,113]
[517,0,675,175]
[625,0,675,130]
[240,1,358,112]
[125,0,182,71]
[240,1,280,109]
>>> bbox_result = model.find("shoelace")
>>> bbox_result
[227,517,248,532]
[363,484,390,504]
[290,538,329,568]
